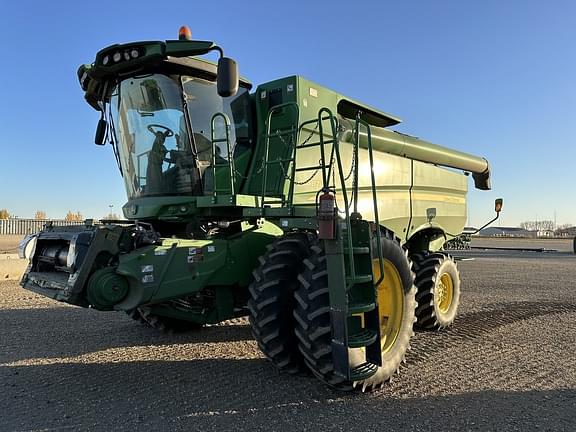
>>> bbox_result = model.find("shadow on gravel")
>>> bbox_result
[455,250,576,260]
[0,358,574,431]
[2,300,575,369]
[0,307,253,364]
[408,300,576,365]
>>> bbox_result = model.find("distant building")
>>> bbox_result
[555,227,576,238]
[479,227,536,238]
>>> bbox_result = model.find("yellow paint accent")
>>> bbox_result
[373,258,404,353]
[353,313,366,328]
[437,272,454,313]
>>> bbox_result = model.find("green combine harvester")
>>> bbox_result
[20,27,501,391]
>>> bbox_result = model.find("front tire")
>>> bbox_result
[412,252,461,330]
[248,232,314,374]
[294,229,416,391]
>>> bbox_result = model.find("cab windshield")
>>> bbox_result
[110,73,250,198]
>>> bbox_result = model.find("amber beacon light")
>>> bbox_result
[178,25,192,41]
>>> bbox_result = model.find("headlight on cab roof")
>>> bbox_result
[98,47,144,67]
[18,234,38,260]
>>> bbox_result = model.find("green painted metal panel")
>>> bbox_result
[196,194,261,208]
[115,220,282,309]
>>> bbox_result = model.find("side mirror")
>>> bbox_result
[95,118,107,145]
[217,57,239,97]
[495,198,503,213]
[468,197,504,236]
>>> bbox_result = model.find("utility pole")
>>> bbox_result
[554,210,557,230]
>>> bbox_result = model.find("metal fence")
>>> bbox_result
[0,219,84,235]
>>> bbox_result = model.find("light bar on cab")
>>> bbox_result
[100,46,143,67]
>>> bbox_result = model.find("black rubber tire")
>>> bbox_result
[294,229,417,391]
[137,306,203,334]
[573,236,576,254]
[248,232,314,374]
[412,251,461,330]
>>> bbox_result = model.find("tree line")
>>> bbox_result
[519,220,574,232]
[0,209,85,221]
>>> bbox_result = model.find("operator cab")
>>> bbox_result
[79,28,252,203]
[109,69,252,199]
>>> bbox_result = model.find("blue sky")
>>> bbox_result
[0,1,574,226]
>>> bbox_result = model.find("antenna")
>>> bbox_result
[554,210,557,230]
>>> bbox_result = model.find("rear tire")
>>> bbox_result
[412,252,461,330]
[294,229,416,391]
[248,232,314,374]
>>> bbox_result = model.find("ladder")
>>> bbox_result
[261,105,336,208]
[260,103,300,207]
[312,110,384,381]
[259,105,385,380]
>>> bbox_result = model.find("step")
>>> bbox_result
[348,328,378,348]
[261,200,285,206]
[343,247,370,255]
[350,362,379,381]
[346,274,372,284]
[348,301,376,315]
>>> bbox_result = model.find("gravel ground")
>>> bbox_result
[470,237,573,253]
[0,246,575,431]
[0,235,22,254]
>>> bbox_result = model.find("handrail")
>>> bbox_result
[262,102,300,205]
[290,116,336,206]
[316,108,356,289]
[355,117,384,286]
[210,112,235,196]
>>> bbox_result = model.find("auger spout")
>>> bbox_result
[339,117,491,190]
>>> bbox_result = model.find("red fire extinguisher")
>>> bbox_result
[318,190,336,239]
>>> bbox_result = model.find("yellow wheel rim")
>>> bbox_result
[373,259,404,354]
[437,272,454,313]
